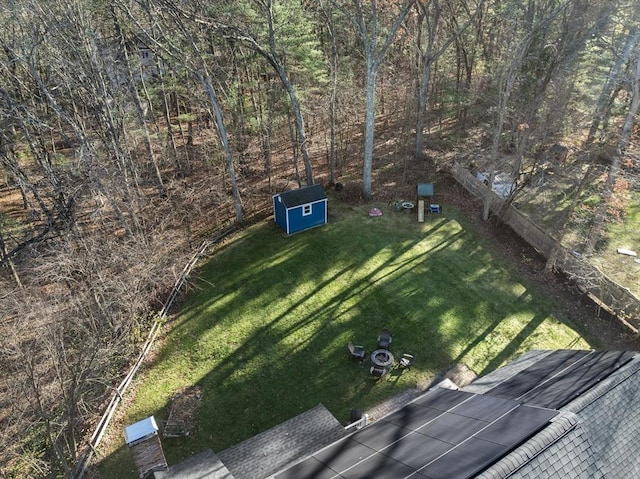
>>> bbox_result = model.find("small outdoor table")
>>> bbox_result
[371,349,394,368]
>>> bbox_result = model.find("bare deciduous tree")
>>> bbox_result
[333,0,415,200]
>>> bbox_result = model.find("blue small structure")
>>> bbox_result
[273,184,328,235]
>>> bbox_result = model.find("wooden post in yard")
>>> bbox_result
[418,200,425,222]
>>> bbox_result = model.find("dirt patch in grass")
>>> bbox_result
[162,385,203,438]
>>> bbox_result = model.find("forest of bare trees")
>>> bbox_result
[1,0,639,477]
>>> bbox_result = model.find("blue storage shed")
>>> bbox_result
[273,184,328,235]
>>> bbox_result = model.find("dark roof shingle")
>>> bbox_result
[162,351,640,479]
[276,185,326,208]
[217,404,347,479]
[153,449,233,479]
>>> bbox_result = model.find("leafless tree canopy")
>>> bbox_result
[1,0,639,476]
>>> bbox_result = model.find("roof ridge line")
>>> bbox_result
[474,411,580,479]
[561,354,640,414]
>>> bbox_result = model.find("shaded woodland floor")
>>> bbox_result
[0,104,637,478]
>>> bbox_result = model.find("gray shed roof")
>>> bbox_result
[276,184,326,208]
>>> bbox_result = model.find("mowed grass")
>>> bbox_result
[97,200,593,478]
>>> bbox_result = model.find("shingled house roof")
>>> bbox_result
[153,350,640,479]
[470,349,640,479]
[216,404,349,479]
[152,404,348,479]
[153,449,233,479]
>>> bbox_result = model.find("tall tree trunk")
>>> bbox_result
[584,41,640,254]
[196,70,244,222]
[482,32,535,221]
[158,68,183,174]
[338,0,415,200]
[585,27,640,146]
[414,0,482,158]
[414,0,439,160]
[362,61,377,199]
[122,0,243,221]
[254,0,314,185]
[546,164,595,271]
[288,115,302,187]
[276,66,313,185]
[327,8,339,185]
[0,225,23,289]
[112,6,166,197]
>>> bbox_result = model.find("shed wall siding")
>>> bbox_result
[273,192,327,234]
[273,196,288,232]
[286,200,326,234]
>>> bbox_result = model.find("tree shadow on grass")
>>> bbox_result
[478,311,547,377]
[97,208,593,478]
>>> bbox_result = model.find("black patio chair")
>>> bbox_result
[348,342,366,361]
[399,353,415,370]
[370,365,387,378]
[377,328,392,350]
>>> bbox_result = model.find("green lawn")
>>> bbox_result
[96,200,593,478]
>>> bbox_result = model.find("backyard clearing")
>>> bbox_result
[96,198,617,478]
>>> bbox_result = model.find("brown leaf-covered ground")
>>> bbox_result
[1,106,637,477]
